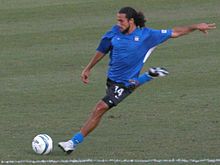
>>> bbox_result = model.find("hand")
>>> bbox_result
[81,69,90,84]
[197,23,216,34]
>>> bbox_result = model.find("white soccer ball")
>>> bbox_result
[32,134,53,155]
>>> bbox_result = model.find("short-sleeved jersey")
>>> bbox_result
[96,25,172,85]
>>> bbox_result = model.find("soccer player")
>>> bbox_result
[58,7,216,154]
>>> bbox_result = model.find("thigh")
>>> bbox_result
[102,79,134,108]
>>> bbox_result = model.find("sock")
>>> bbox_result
[71,132,84,145]
[137,73,153,85]
[126,72,153,88]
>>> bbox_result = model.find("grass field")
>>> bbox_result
[0,0,220,164]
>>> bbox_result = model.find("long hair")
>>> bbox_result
[119,7,146,28]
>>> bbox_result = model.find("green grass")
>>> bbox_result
[0,0,220,164]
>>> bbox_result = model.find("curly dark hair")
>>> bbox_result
[119,7,146,28]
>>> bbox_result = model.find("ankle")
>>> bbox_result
[71,132,84,145]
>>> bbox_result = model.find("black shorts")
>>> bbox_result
[102,78,135,108]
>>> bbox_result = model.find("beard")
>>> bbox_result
[121,25,130,34]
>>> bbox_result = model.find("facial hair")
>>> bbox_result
[122,25,130,34]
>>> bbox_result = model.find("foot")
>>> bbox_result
[148,67,169,77]
[58,140,76,154]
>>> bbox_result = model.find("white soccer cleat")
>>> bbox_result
[58,140,76,154]
[148,67,169,77]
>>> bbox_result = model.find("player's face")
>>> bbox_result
[117,13,130,34]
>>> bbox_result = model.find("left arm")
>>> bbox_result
[171,23,216,38]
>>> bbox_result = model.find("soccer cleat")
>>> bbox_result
[148,67,169,77]
[58,140,76,154]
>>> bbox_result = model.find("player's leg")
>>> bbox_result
[80,100,109,137]
[58,79,134,154]
[58,100,109,154]
[128,67,169,88]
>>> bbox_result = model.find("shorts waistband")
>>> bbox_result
[107,78,135,90]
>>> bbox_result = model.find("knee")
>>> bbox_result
[93,101,109,116]
[96,101,109,112]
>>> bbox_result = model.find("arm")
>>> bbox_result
[81,51,105,84]
[171,23,216,38]
[81,26,114,84]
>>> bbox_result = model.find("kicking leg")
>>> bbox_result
[129,67,169,88]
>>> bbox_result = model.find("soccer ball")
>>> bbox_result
[32,134,53,155]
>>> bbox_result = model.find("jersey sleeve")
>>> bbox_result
[96,25,118,54]
[96,37,112,54]
[148,28,172,47]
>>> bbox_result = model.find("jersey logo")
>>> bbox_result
[161,29,167,33]
[134,36,140,41]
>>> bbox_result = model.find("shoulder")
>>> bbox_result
[135,27,151,37]
[137,27,152,35]
[145,27,172,35]
[102,25,120,39]
[142,27,156,33]
[111,25,120,32]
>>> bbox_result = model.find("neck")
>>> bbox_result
[127,24,137,34]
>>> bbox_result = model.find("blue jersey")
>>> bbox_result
[96,25,172,85]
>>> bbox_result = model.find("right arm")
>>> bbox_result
[81,26,116,84]
[81,51,105,84]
